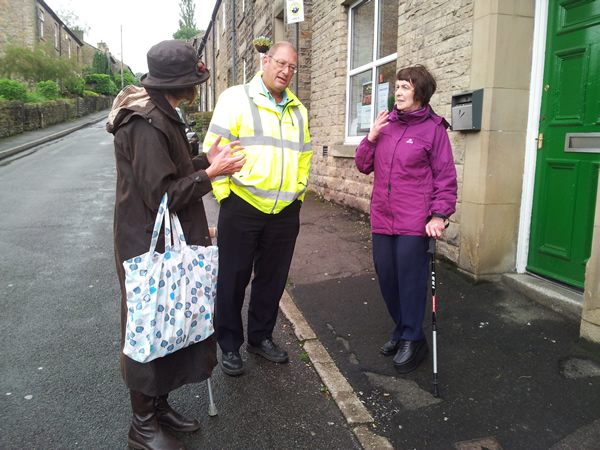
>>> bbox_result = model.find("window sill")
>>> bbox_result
[329,144,357,158]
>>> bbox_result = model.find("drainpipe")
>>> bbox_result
[232,0,236,84]
[293,22,299,96]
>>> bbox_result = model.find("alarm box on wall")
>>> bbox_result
[451,89,483,131]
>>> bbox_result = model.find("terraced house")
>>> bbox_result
[194,0,600,345]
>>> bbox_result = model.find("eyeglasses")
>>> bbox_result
[268,55,298,74]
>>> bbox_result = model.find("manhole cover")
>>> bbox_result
[455,437,503,450]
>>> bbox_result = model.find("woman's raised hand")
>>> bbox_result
[205,138,246,180]
[367,111,390,142]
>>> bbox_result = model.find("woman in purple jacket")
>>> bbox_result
[355,65,457,373]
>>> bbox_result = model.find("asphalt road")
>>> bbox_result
[0,121,360,449]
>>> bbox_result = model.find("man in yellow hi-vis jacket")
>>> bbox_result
[203,42,312,376]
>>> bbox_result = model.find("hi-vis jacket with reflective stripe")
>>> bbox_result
[202,72,312,214]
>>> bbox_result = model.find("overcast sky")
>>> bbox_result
[47,0,217,74]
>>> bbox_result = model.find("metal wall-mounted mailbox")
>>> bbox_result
[451,89,483,131]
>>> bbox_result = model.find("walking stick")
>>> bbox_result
[207,378,218,416]
[428,238,440,398]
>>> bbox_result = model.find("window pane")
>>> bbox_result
[374,61,397,115]
[378,0,398,58]
[351,0,374,69]
[348,70,373,137]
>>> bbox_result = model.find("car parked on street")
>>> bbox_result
[176,107,200,156]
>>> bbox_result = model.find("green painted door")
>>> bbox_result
[528,0,600,289]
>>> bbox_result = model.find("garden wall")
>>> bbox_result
[0,95,113,138]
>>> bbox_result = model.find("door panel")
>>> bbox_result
[527,0,600,289]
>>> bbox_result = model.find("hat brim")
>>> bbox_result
[141,68,210,89]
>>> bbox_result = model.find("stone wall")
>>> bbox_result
[0,96,113,138]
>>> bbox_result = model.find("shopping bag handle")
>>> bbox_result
[149,193,173,255]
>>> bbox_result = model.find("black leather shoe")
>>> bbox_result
[221,351,244,376]
[380,339,402,356]
[393,339,429,374]
[247,339,289,363]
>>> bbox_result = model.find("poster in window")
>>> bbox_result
[377,82,390,115]
[360,82,372,131]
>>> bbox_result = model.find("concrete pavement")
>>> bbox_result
[2,112,600,449]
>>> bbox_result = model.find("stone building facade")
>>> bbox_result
[0,0,85,63]
[195,0,600,345]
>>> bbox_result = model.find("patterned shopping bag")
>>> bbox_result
[122,193,217,363]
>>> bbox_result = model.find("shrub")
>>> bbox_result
[36,81,60,100]
[0,79,27,101]
[65,77,85,96]
[25,91,46,103]
[85,74,118,95]
[83,90,99,97]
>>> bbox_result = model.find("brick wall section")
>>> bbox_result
[0,0,36,54]
[309,2,367,209]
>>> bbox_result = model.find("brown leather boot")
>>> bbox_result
[128,390,187,450]
[155,394,201,432]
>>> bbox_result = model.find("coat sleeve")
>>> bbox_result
[297,110,312,202]
[428,124,457,218]
[121,117,213,213]
[202,88,241,203]
[355,136,376,175]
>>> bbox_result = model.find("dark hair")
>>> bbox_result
[396,65,437,106]
[164,85,198,106]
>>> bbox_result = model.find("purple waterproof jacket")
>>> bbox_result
[355,105,457,236]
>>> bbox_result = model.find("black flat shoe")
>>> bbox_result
[247,339,289,363]
[380,339,402,356]
[221,351,244,376]
[393,339,429,374]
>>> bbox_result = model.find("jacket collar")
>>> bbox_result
[389,104,449,128]
[248,72,300,111]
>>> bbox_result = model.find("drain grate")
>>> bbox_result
[455,437,503,450]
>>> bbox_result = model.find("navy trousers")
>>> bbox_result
[216,193,301,353]
[372,234,430,342]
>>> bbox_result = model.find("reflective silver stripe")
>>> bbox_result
[291,105,305,147]
[239,135,304,151]
[244,85,264,138]
[232,177,303,202]
[213,175,228,182]
[242,86,309,153]
[208,123,238,142]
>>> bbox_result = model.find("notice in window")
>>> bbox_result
[378,82,390,115]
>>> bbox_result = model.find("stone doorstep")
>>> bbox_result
[501,273,583,323]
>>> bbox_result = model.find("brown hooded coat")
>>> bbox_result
[107,86,216,396]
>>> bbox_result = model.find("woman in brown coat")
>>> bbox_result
[107,40,245,450]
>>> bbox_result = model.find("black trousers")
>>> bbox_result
[216,193,301,352]
[372,234,430,342]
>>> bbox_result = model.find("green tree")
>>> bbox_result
[0,43,81,88]
[92,51,111,75]
[173,0,200,40]
[178,0,197,29]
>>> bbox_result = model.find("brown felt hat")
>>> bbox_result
[140,40,210,89]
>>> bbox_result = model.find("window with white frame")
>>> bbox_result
[54,23,59,48]
[67,37,71,58]
[39,9,44,38]
[345,0,398,142]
